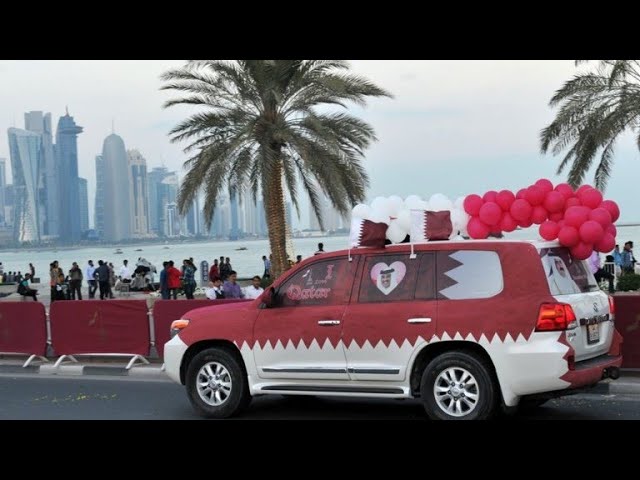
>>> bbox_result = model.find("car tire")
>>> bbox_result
[420,351,496,420]
[185,347,251,418]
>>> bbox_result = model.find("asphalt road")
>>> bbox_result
[0,374,638,420]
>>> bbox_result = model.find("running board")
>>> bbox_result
[261,385,404,394]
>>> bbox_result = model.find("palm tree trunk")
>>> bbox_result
[264,162,289,278]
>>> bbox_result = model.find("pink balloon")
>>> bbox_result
[557,220,565,230]
[516,188,527,200]
[543,191,565,213]
[539,221,560,241]
[606,223,617,238]
[564,206,590,228]
[600,200,620,223]
[463,194,484,216]
[579,188,603,209]
[595,233,616,253]
[588,208,612,229]
[495,190,516,212]
[564,197,581,211]
[531,205,548,224]
[524,186,545,206]
[535,178,554,194]
[570,242,593,260]
[554,183,574,200]
[549,212,564,222]
[558,226,580,247]
[479,202,502,226]
[575,185,593,196]
[489,224,502,235]
[467,217,490,239]
[500,212,518,232]
[482,190,498,203]
[579,220,604,244]
[510,198,533,222]
[519,218,534,228]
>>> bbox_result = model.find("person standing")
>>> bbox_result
[119,260,132,283]
[86,260,97,299]
[262,255,271,278]
[315,242,325,255]
[68,262,83,300]
[622,242,635,274]
[220,257,232,281]
[159,262,170,300]
[208,259,219,282]
[223,271,245,299]
[49,262,61,303]
[589,251,614,293]
[182,259,196,299]
[243,275,264,300]
[95,260,111,300]
[107,263,116,298]
[167,261,182,300]
[29,263,35,279]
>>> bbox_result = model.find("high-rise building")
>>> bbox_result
[209,196,230,238]
[55,110,83,243]
[0,158,6,225]
[257,200,267,236]
[147,166,171,236]
[243,195,259,235]
[4,184,14,227]
[230,191,239,240]
[309,197,342,231]
[24,111,57,238]
[94,155,106,239]
[165,202,179,237]
[101,133,131,242]
[186,197,200,236]
[127,150,150,237]
[309,200,321,231]
[160,174,179,237]
[78,177,89,234]
[7,128,43,243]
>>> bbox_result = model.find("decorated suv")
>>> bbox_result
[164,240,622,420]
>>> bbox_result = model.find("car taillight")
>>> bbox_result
[608,296,615,316]
[535,303,578,331]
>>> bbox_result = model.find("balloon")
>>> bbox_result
[371,196,392,219]
[557,220,565,230]
[352,204,372,220]
[524,186,545,206]
[404,195,424,210]
[554,183,574,200]
[495,190,516,212]
[450,208,468,233]
[429,193,453,212]
[570,242,593,260]
[564,206,590,228]
[489,224,502,235]
[368,211,389,225]
[579,220,604,244]
[579,188,603,209]
[500,212,518,232]
[600,200,620,223]
[510,199,532,222]
[519,218,534,228]
[479,202,502,226]
[575,185,593,196]
[516,188,527,199]
[539,221,560,241]
[396,210,411,232]
[387,196,405,216]
[386,221,407,244]
[588,208,612,229]
[454,196,466,209]
[531,205,548,224]
[535,178,554,194]
[558,226,580,247]
[482,190,498,203]
[548,211,563,223]
[595,233,616,253]
[606,224,617,238]
[543,191,565,213]
[463,194,484,216]
[467,217,490,239]
[564,197,581,210]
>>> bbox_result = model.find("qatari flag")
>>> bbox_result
[410,210,453,242]
[349,217,388,249]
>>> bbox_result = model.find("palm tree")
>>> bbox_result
[161,60,391,277]
[540,60,640,190]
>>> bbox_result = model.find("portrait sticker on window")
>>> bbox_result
[359,255,419,303]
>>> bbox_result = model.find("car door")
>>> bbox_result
[342,252,437,382]
[253,256,359,381]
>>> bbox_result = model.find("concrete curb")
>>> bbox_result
[0,363,169,380]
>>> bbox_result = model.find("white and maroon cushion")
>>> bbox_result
[350,217,389,248]
[410,210,453,242]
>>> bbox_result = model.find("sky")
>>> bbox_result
[0,60,638,228]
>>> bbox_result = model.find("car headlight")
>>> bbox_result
[170,319,190,339]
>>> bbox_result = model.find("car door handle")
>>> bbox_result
[318,320,341,326]
[407,318,432,324]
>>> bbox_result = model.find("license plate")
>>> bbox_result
[587,323,600,344]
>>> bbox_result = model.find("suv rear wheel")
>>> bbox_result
[185,347,251,418]
[420,351,496,420]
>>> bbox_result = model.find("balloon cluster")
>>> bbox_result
[463,179,620,259]
[351,194,470,244]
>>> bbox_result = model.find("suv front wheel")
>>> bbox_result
[420,351,496,420]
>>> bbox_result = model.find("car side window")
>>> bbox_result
[436,250,503,300]
[415,253,436,300]
[358,254,421,303]
[275,258,357,307]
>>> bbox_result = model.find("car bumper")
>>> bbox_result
[562,354,623,389]
[164,335,188,384]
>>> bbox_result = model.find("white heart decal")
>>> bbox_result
[370,261,406,295]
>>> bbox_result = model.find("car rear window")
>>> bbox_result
[539,247,599,295]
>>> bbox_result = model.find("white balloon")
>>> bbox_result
[371,196,393,219]
[429,193,453,212]
[419,200,430,211]
[404,195,423,210]
[386,221,407,244]
[396,210,411,231]
[352,203,372,220]
[454,196,466,209]
[450,208,467,232]
[387,196,404,217]
[369,211,389,225]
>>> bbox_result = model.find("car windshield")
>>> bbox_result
[539,247,599,295]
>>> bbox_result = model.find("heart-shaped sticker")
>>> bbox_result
[370,261,406,295]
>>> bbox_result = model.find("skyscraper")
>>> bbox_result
[101,133,131,242]
[230,191,239,240]
[78,177,89,234]
[160,174,179,237]
[257,200,267,236]
[55,110,83,243]
[147,166,171,236]
[7,128,43,243]
[127,149,150,237]
[243,195,259,235]
[24,111,57,238]
[0,158,6,225]
[94,155,105,239]
[166,202,179,237]
[186,197,200,236]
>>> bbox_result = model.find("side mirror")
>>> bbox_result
[260,286,276,309]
